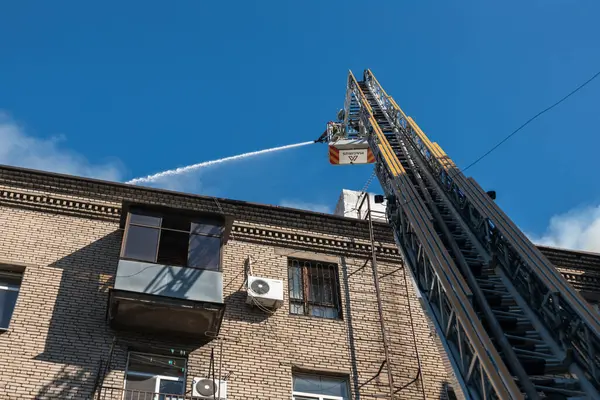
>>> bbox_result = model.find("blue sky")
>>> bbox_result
[1,1,599,251]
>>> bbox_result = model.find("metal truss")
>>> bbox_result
[338,69,600,399]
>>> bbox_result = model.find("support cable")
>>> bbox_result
[382,67,600,212]
[462,68,600,173]
[343,167,378,218]
[213,197,237,242]
[361,167,378,193]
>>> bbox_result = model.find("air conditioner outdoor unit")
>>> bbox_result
[192,377,227,399]
[246,276,284,309]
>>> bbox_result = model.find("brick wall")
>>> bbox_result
[0,205,118,399]
[0,171,453,399]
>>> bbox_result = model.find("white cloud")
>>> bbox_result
[280,200,332,214]
[0,112,124,181]
[529,205,600,252]
[140,171,206,194]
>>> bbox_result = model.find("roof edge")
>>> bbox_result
[0,163,390,227]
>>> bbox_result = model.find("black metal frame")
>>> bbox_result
[119,203,230,272]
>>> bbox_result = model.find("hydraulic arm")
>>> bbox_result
[323,70,600,399]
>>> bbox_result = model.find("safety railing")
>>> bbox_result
[96,386,189,400]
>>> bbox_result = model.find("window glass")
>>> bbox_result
[124,375,156,399]
[123,210,224,270]
[309,268,334,304]
[0,274,21,329]
[309,282,334,304]
[191,220,223,236]
[290,302,304,315]
[157,230,189,267]
[127,353,186,377]
[159,380,184,397]
[188,235,221,270]
[293,374,349,399]
[0,275,21,287]
[288,263,303,300]
[309,306,338,319]
[123,225,159,262]
[125,353,186,399]
[129,213,161,227]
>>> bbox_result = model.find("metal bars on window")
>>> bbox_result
[288,258,342,320]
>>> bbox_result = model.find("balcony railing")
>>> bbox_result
[96,386,194,400]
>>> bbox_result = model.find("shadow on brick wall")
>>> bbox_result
[34,230,121,365]
[33,230,122,399]
[223,289,270,323]
[35,365,92,400]
[31,229,224,399]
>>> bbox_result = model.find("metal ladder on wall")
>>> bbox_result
[343,70,600,399]
[347,193,431,399]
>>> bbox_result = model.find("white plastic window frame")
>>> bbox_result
[292,392,344,400]
[123,352,187,400]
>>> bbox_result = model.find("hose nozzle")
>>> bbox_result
[314,129,328,143]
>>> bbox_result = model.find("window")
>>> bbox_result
[288,258,342,319]
[124,352,186,400]
[292,373,350,400]
[122,209,224,270]
[0,272,22,330]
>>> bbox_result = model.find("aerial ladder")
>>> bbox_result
[318,70,600,399]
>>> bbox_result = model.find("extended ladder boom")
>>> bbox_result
[329,70,600,399]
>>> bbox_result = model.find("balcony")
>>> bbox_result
[107,202,232,340]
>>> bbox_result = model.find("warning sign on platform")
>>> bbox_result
[340,149,368,164]
[329,146,375,165]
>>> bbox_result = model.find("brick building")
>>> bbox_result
[0,165,598,400]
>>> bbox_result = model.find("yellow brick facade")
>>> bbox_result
[0,166,455,399]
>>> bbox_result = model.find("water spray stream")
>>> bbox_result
[126,141,314,184]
